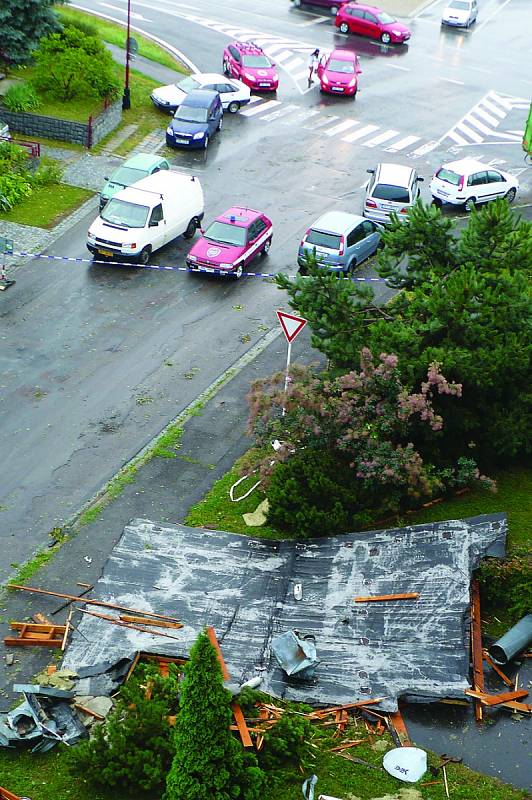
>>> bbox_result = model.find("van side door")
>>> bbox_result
[148,202,167,249]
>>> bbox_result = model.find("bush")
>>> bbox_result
[477,547,532,624]
[3,82,41,112]
[0,140,28,172]
[0,172,33,211]
[260,711,313,771]
[32,25,120,101]
[31,158,63,187]
[70,663,181,792]
[62,16,98,37]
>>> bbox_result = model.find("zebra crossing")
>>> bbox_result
[442,91,529,147]
[240,96,432,156]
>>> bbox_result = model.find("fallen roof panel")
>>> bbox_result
[63,513,506,711]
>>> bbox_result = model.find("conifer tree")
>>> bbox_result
[0,0,63,64]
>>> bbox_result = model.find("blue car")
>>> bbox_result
[166,89,223,150]
[298,211,381,276]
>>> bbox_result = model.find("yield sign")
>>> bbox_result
[276,311,307,343]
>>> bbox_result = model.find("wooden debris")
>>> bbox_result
[4,622,66,648]
[32,612,53,625]
[482,649,513,687]
[78,608,182,640]
[74,702,105,721]
[497,700,532,714]
[61,607,73,651]
[7,583,182,624]
[334,752,380,769]
[329,739,366,751]
[442,765,450,799]
[387,709,412,747]
[308,699,384,718]
[119,615,183,630]
[47,664,57,675]
[469,578,484,722]
[1,787,23,800]
[465,688,528,707]
[206,626,230,680]
[205,626,252,749]
[354,593,419,603]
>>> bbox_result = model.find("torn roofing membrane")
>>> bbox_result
[63,514,506,711]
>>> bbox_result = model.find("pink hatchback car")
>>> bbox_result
[186,207,273,278]
[317,49,362,96]
[335,3,411,44]
[222,42,279,92]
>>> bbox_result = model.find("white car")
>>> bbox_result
[442,0,478,27]
[430,159,518,211]
[363,163,424,224]
[150,73,251,114]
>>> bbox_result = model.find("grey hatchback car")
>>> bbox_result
[298,211,381,275]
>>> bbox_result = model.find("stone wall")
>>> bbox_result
[0,99,122,148]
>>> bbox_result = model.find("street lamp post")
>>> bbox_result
[122,0,132,110]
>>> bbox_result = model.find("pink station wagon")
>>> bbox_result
[335,3,411,44]
[186,207,273,278]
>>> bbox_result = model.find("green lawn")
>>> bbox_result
[0,714,528,800]
[56,6,188,73]
[186,462,531,551]
[0,184,94,228]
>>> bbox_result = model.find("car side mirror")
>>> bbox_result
[417,176,425,182]
[149,220,159,227]
[104,176,109,181]
[367,169,375,174]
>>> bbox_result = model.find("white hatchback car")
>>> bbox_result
[430,159,518,212]
[442,0,478,27]
[151,73,251,114]
[363,163,424,224]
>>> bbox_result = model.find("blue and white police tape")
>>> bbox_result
[12,251,387,282]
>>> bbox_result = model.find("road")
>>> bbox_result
[1,0,530,583]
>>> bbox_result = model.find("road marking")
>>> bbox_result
[362,130,399,147]
[410,140,439,156]
[476,0,513,31]
[386,64,411,72]
[455,122,483,142]
[439,77,465,85]
[473,107,500,126]
[272,50,294,63]
[293,69,310,81]
[99,2,151,20]
[342,124,379,143]
[482,98,507,118]
[386,134,420,151]
[465,116,494,136]
[240,100,281,116]
[284,56,305,70]
[260,104,299,122]
[324,119,360,136]
[297,16,328,26]
[308,115,340,129]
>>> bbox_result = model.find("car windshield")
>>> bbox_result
[242,54,271,68]
[204,221,247,246]
[371,183,410,202]
[328,59,355,74]
[108,166,146,186]
[306,230,342,250]
[449,0,470,8]
[101,199,149,228]
[377,11,396,23]
[175,106,208,123]
[176,77,200,92]
[436,168,461,185]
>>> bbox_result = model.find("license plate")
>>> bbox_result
[98,249,113,257]
[175,138,188,144]
[259,83,270,87]
[332,87,343,92]
[200,266,216,273]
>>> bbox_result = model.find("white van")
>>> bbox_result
[87,170,204,265]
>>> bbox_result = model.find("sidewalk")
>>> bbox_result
[0,328,321,705]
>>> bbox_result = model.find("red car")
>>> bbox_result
[222,42,279,92]
[335,3,411,44]
[317,49,362,96]
[186,206,273,279]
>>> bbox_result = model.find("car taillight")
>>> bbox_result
[302,228,311,243]
[365,199,377,208]
[458,175,465,190]
[339,236,345,256]
[399,208,408,214]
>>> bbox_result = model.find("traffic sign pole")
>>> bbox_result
[276,310,307,417]
[282,340,292,417]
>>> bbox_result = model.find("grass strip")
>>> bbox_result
[56,5,188,73]
[0,184,94,228]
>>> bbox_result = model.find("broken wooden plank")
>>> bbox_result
[309,699,384,718]
[32,612,53,625]
[482,649,513,687]
[470,578,484,723]
[61,607,73,651]
[7,584,182,624]
[206,626,230,680]
[232,702,253,748]
[74,702,105,721]
[4,621,66,648]
[497,700,532,714]
[329,739,366,751]
[354,593,419,603]
[387,709,412,747]
[78,609,182,640]
[1,788,23,800]
[465,688,528,707]
[119,615,183,630]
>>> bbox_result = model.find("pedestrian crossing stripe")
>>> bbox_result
[442,91,529,147]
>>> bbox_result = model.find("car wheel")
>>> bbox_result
[432,196,443,207]
[505,187,516,203]
[339,22,349,34]
[261,238,271,257]
[464,196,477,212]
[234,264,243,279]
[138,246,151,266]
[204,135,210,150]
[381,32,391,44]
[228,100,240,113]
[183,218,197,239]
[345,258,356,276]
[330,4,339,13]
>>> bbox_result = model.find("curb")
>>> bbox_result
[72,3,199,73]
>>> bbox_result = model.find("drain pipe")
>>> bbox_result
[489,614,532,665]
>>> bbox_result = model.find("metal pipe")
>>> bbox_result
[489,614,532,665]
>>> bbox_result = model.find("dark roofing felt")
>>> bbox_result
[63,514,506,711]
